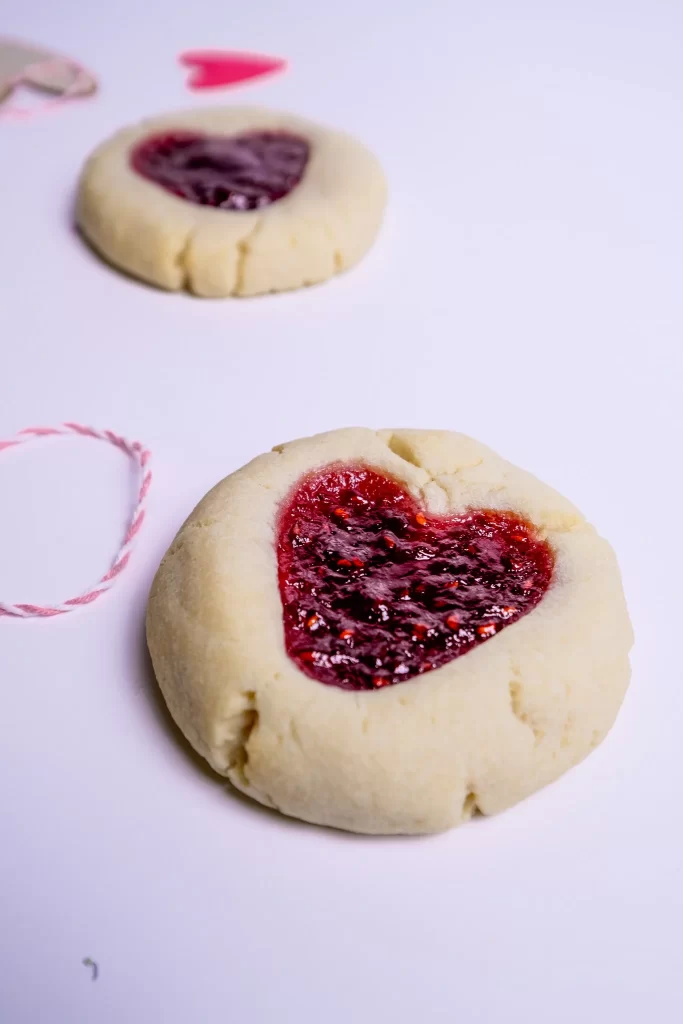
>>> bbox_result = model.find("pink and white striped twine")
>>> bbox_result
[0,424,151,618]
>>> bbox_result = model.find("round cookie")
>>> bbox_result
[146,428,633,835]
[76,107,386,297]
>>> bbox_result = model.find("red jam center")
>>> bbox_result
[277,466,554,691]
[131,131,310,210]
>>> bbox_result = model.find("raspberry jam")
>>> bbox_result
[131,130,310,210]
[276,465,554,691]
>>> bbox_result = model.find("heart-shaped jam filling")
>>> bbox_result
[131,131,310,210]
[277,465,554,691]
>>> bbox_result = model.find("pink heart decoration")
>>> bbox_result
[179,50,287,90]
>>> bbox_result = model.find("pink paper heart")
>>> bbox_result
[179,50,287,90]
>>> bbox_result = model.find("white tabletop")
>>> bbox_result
[2,1,682,1021]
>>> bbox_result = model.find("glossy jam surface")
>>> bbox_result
[131,130,310,210]
[277,465,554,691]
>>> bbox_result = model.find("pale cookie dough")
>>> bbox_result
[76,107,386,297]
[146,428,633,835]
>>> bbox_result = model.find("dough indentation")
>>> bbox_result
[509,679,545,745]
[223,691,258,786]
[462,792,479,819]
[384,432,423,469]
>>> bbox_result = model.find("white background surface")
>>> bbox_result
[1,1,682,1021]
